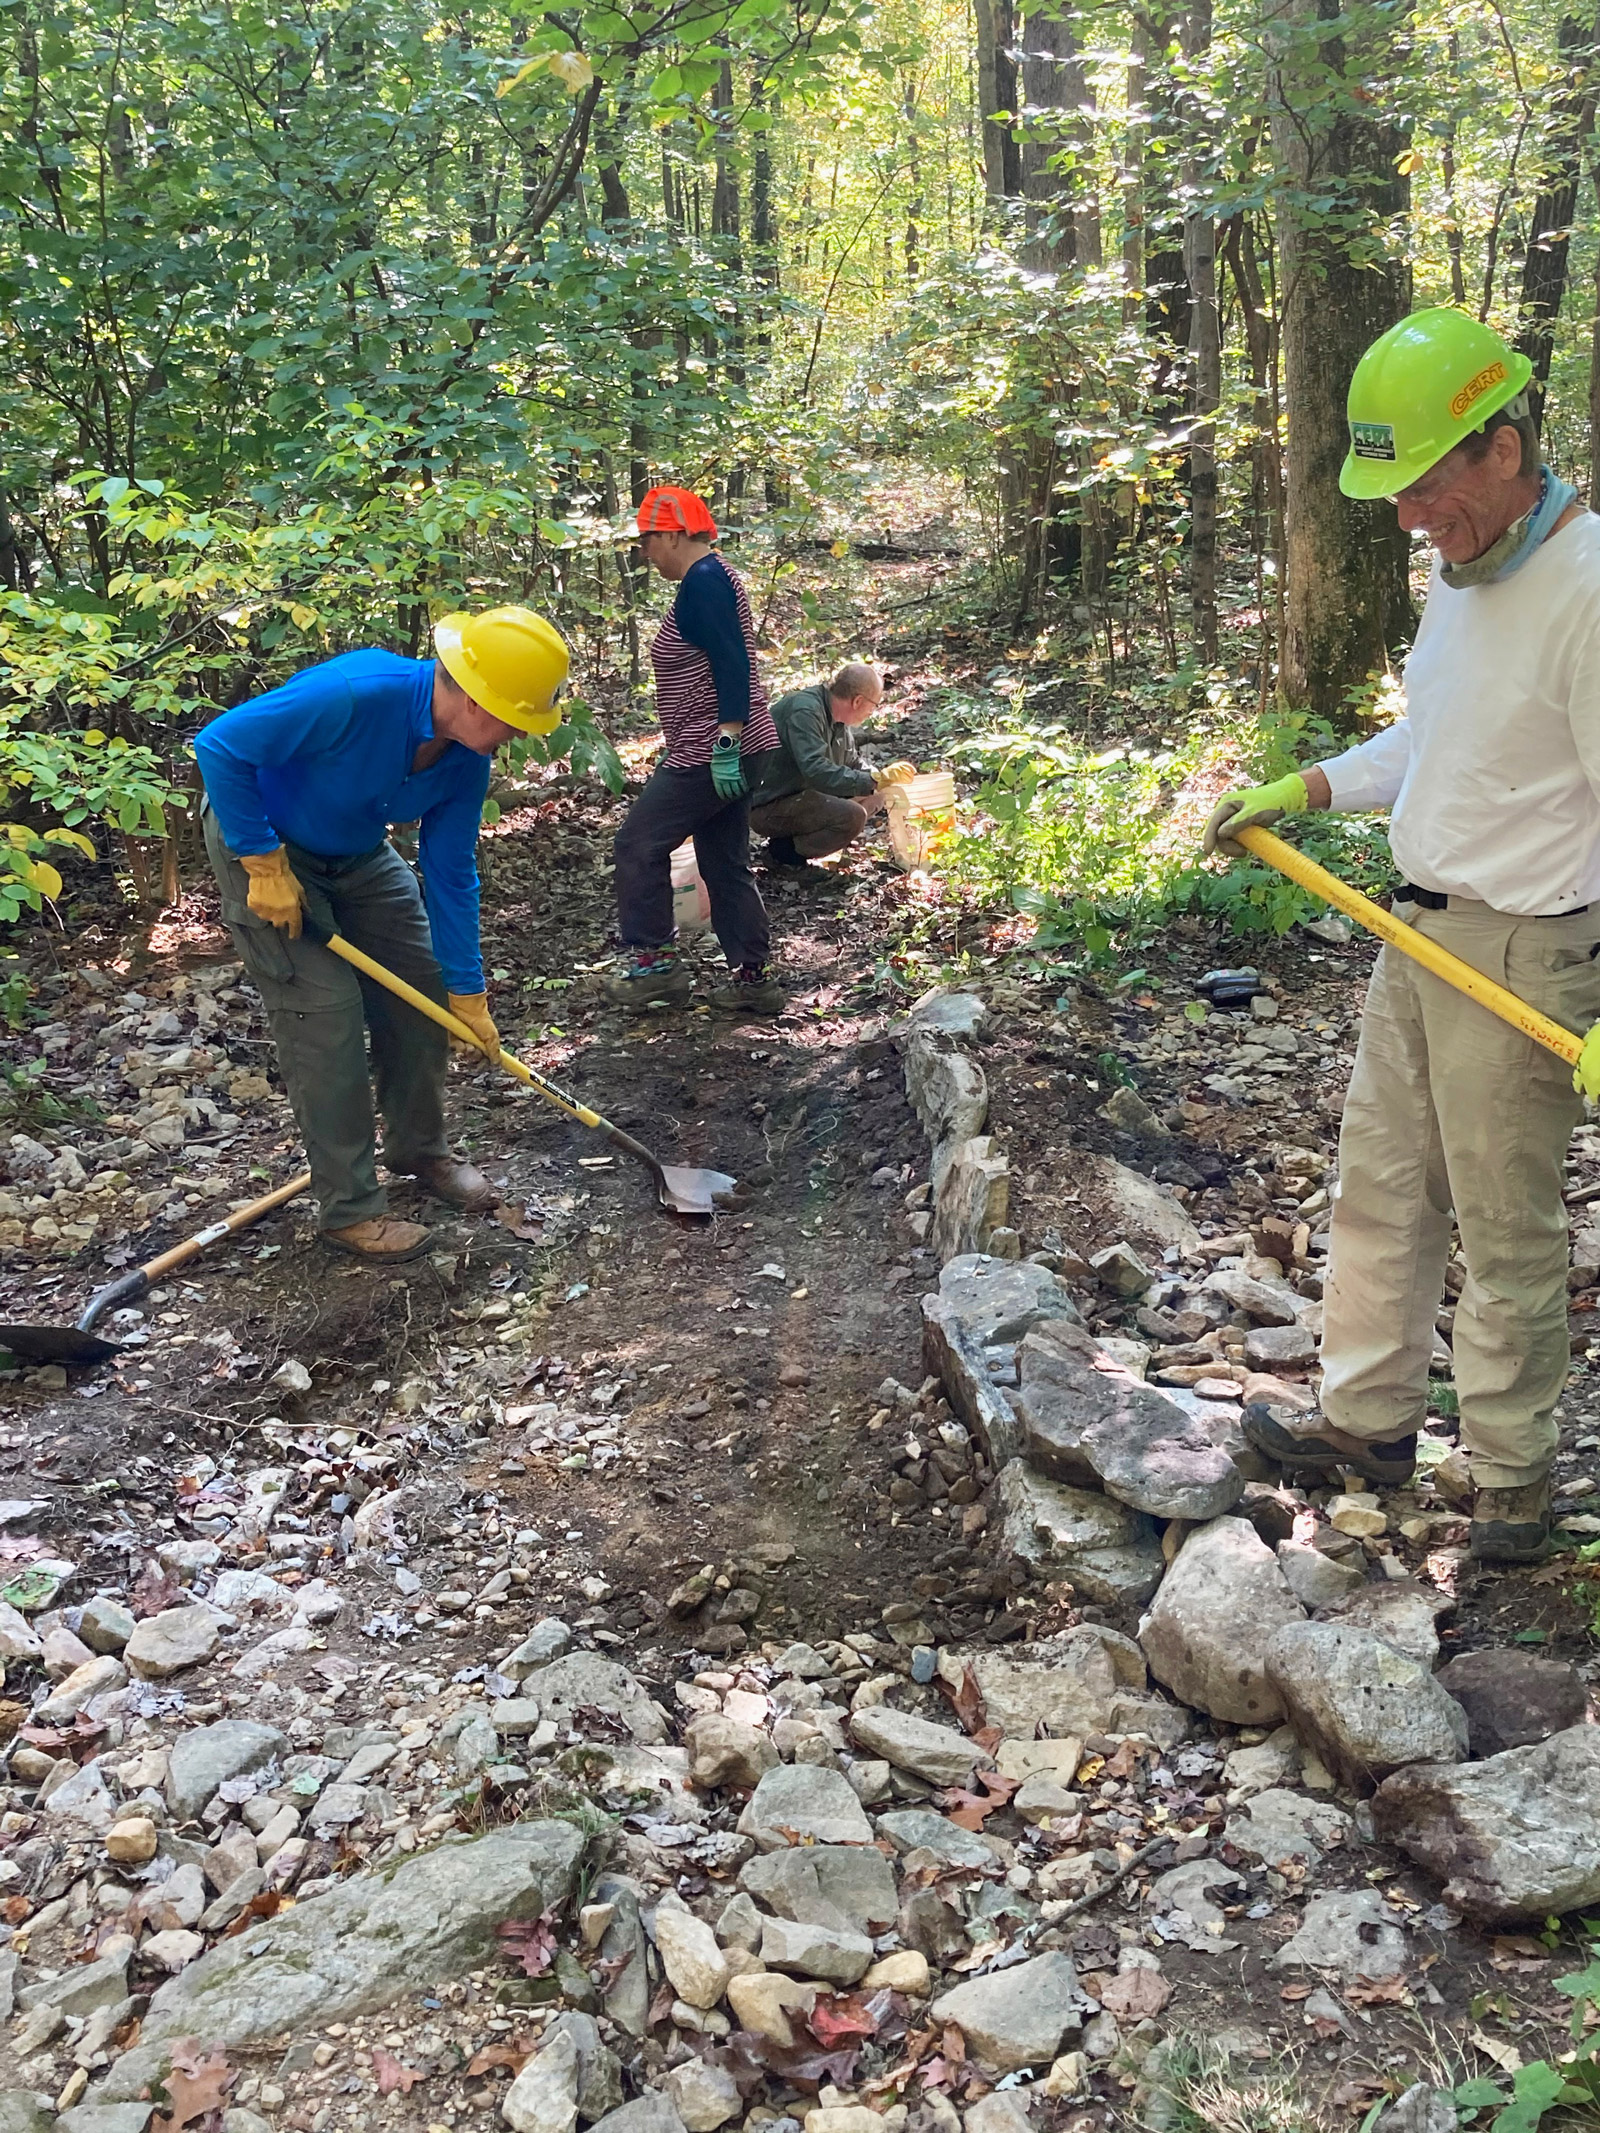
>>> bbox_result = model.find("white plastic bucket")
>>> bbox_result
[885,770,957,871]
[670,841,711,933]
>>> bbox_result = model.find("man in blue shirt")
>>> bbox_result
[195,607,568,1263]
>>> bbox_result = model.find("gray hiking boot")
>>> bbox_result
[1241,1402,1417,1488]
[602,953,691,1010]
[1470,1478,1551,1564]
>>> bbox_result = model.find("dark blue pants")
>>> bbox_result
[614,760,772,968]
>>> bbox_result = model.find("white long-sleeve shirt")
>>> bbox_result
[1320,510,1600,914]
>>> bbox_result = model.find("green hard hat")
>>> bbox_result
[1340,307,1534,500]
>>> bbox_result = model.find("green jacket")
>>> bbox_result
[748,684,876,808]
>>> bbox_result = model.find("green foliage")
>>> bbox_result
[1448,1924,1600,2131]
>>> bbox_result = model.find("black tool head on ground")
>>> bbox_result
[0,1323,121,1365]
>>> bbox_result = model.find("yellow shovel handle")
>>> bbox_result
[321,934,606,1128]
[1235,825,1583,1068]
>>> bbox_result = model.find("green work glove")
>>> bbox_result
[710,731,748,801]
[1203,772,1310,859]
[1575,1020,1600,1101]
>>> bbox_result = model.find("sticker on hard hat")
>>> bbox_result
[1449,361,1507,421]
[1350,420,1397,461]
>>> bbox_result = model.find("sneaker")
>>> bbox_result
[1241,1401,1418,1488]
[602,951,691,1010]
[1470,1478,1551,1563]
[759,836,804,871]
[708,964,785,1016]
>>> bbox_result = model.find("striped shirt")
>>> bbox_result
[651,553,779,769]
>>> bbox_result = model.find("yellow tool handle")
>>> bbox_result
[139,1170,313,1281]
[1236,825,1583,1066]
[321,934,605,1128]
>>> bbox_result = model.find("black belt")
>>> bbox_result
[1397,882,1588,918]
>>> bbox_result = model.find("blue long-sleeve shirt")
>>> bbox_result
[675,554,753,727]
[193,649,491,995]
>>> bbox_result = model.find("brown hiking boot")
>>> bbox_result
[1470,1478,1551,1564]
[401,1157,500,1212]
[708,966,786,1017]
[321,1217,433,1264]
[1242,1402,1417,1488]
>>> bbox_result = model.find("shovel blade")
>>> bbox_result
[0,1323,121,1366]
[656,1165,740,1218]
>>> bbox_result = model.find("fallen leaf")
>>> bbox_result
[1098,1969,1172,2019]
[498,1910,559,1977]
[934,1662,986,1736]
[1469,2027,1524,2075]
[808,1994,881,2047]
[152,2039,234,2132]
[130,1561,184,1617]
[466,2038,536,2077]
[941,1769,1022,1830]
[1346,1975,1409,2007]
[374,2049,423,2095]
[1279,1982,1315,2001]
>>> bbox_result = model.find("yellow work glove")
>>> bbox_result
[873,761,917,790]
[1203,772,1310,859]
[1575,1020,1600,1100]
[448,992,502,1062]
[238,848,306,937]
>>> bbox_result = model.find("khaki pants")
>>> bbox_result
[204,808,451,1231]
[1322,897,1600,1488]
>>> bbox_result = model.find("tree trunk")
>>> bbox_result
[1183,0,1219,660]
[1018,6,1098,269]
[1514,13,1597,419]
[974,0,1022,204]
[1270,0,1414,723]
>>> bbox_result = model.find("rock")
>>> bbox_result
[726,1970,816,2045]
[502,2026,578,2133]
[993,1464,1164,1607]
[662,2062,741,2133]
[527,1654,668,1744]
[903,1026,989,1159]
[1435,1649,1588,1756]
[1150,1859,1242,1924]
[0,2099,52,2133]
[1223,1789,1353,1866]
[805,2113,885,2133]
[489,1700,545,1739]
[930,1952,1085,2071]
[1373,1725,1600,1920]
[58,2109,154,2133]
[1139,1518,1305,1724]
[850,1706,984,1786]
[740,1845,899,1933]
[1265,1622,1467,1790]
[685,1712,779,1789]
[42,1760,118,1833]
[1014,1775,1077,1824]
[1201,1270,1300,1326]
[1222,1729,1300,1797]
[544,2012,622,2123]
[1243,1325,1316,1371]
[1272,1890,1407,1981]
[105,1817,159,1864]
[964,2096,1034,2133]
[39,1653,126,1725]
[1059,1151,1200,1256]
[738,1763,874,1852]
[100,1821,583,2101]
[654,1896,732,2009]
[843,1758,891,1806]
[773,1641,834,1679]
[1374,2086,1459,2133]
[591,1873,650,2038]
[16,1950,129,2020]
[1314,1581,1448,1667]
[932,1136,1011,1260]
[78,1596,137,1654]
[1099,1087,1170,1142]
[863,1949,931,1994]
[876,1809,998,1868]
[899,1888,968,1964]
[899,987,991,1042]
[715,1893,763,1950]
[124,1605,222,1680]
[142,1928,205,1972]
[586,2100,686,2133]
[503,1620,574,1678]
[1089,1242,1153,1296]
[923,1255,1086,1465]
[0,1600,42,1663]
[1276,1541,1364,1611]
[1013,1319,1242,1520]
[166,1721,288,1821]
[965,1627,1164,1747]
[761,1913,874,1984]
[1327,1493,1387,1539]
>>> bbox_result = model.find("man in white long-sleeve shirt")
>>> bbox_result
[1205,307,1600,1563]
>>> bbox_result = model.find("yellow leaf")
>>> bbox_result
[30,861,62,900]
[289,603,317,629]
[549,50,594,91]
[830,538,849,558]
[3,824,31,847]
[1395,148,1424,175]
[83,728,107,746]
[43,828,97,859]
[496,55,551,97]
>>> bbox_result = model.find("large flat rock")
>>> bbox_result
[1373,1725,1600,1921]
[994,1463,1164,1606]
[1266,1622,1467,1792]
[1140,1517,1304,1724]
[99,1821,582,2099]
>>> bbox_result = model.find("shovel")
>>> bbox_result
[1235,826,1587,1068]
[304,923,738,1221]
[0,1169,311,1366]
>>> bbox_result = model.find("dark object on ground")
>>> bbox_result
[1435,1647,1587,1755]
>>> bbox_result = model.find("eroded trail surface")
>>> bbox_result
[3,700,1600,2133]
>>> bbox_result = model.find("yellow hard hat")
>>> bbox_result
[433,606,569,734]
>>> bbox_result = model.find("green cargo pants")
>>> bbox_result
[204,807,451,1231]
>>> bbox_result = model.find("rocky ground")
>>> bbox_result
[5,559,1600,2132]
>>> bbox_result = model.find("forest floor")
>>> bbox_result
[1,518,1597,2133]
